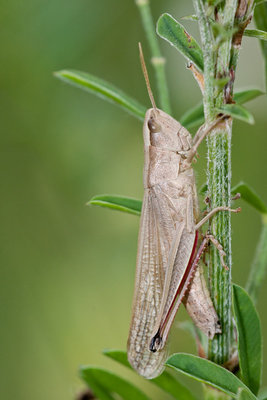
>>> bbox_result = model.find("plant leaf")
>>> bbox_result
[103,349,197,400]
[88,195,142,216]
[157,13,204,71]
[199,183,208,195]
[181,14,198,21]
[231,182,267,214]
[258,387,267,399]
[255,0,267,5]
[166,353,256,399]
[244,29,267,41]
[80,366,151,400]
[54,70,146,121]
[180,89,263,129]
[234,89,265,104]
[238,388,255,400]
[254,2,267,87]
[80,369,115,400]
[212,22,237,43]
[180,103,204,129]
[216,104,255,124]
[233,284,262,395]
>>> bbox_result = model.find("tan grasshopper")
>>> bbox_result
[127,44,239,379]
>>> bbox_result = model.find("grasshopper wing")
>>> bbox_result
[127,182,196,378]
[127,190,168,379]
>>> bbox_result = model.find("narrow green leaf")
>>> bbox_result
[231,182,267,214]
[234,89,264,104]
[54,70,146,121]
[212,22,237,43]
[103,349,197,400]
[258,387,267,399]
[179,89,263,129]
[216,104,255,124]
[181,14,198,21]
[238,388,255,400]
[244,29,267,41]
[88,195,142,216]
[103,349,131,368]
[255,0,267,5]
[199,183,208,195]
[180,103,204,129]
[80,369,115,400]
[80,366,150,400]
[254,2,267,87]
[213,76,230,89]
[166,353,256,399]
[233,285,262,395]
[157,13,204,71]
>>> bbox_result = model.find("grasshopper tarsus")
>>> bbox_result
[206,233,229,271]
[232,192,241,201]
[234,206,241,213]
[204,196,211,205]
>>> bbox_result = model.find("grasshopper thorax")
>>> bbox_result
[144,108,193,155]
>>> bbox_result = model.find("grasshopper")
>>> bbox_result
[127,44,239,379]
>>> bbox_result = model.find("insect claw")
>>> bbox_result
[204,196,211,205]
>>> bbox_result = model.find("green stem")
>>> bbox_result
[193,0,215,121]
[193,0,238,367]
[135,0,171,113]
[246,215,267,304]
[207,121,233,365]
[216,0,238,78]
[207,0,238,366]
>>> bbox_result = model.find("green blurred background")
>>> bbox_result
[1,0,267,398]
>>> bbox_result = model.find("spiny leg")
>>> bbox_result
[195,205,241,269]
[195,206,241,231]
[149,234,210,352]
[206,233,228,270]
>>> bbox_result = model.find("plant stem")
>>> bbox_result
[193,0,215,121]
[246,214,267,304]
[207,120,233,365]
[193,0,238,366]
[135,0,171,113]
[208,0,238,366]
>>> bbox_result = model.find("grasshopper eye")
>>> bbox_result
[148,117,161,133]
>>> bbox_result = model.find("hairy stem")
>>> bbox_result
[136,0,171,113]
[193,0,215,121]
[194,0,238,366]
[208,0,238,365]
[207,121,232,365]
[246,215,267,304]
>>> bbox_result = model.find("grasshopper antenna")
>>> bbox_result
[138,42,157,111]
